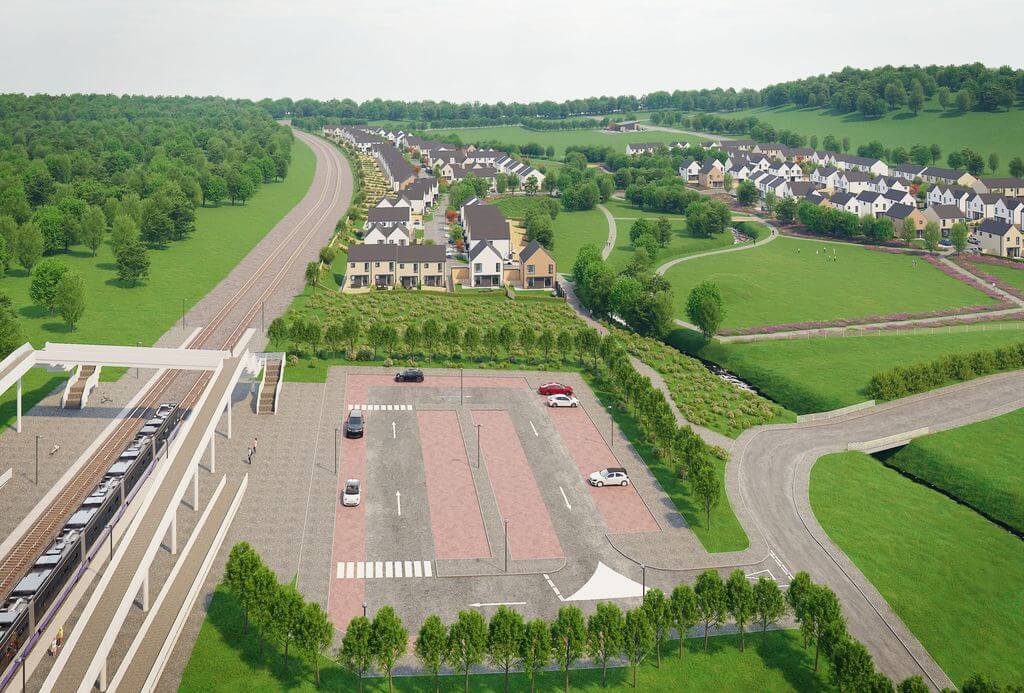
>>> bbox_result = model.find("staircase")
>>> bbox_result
[257,355,284,414]
[62,364,100,409]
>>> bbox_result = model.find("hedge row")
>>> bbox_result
[867,342,1024,400]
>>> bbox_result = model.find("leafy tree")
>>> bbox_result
[140,199,174,246]
[653,217,672,247]
[930,144,942,164]
[524,211,553,248]
[404,324,421,355]
[15,221,44,272]
[202,174,229,206]
[641,588,670,668]
[338,616,375,692]
[551,605,586,692]
[805,584,846,672]
[692,460,721,530]
[270,584,305,673]
[628,218,651,246]
[0,295,23,359]
[950,221,970,253]
[110,214,139,253]
[248,565,279,659]
[725,569,754,651]
[29,258,69,313]
[775,197,797,224]
[447,610,487,693]
[830,638,875,692]
[488,606,526,692]
[937,86,952,110]
[224,542,261,633]
[115,241,151,287]
[587,602,624,688]
[900,216,917,244]
[1009,157,1024,179]
[685,281,725,339]
[988,153,1000,174]
[736,180,758,205]
[908,81,925,114]
[80,205,106,256]
[518,619,550,693]
[371,606,407,693]
[55,270,86,330]
[461,325,480,355]
[305,261,321,292]
[956,89,974,112]
[622,608,654,688]
[0,216,17,261]
[694,570,727,652]
[415,615,448,693]
[752,576,787,642]
[297,601,333,688]
[668,583,699,658]
[898,676,930,693]
[923,222,941,251]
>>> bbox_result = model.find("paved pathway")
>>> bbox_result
[597,203,616,260]
[423,192,449,246]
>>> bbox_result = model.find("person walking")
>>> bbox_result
[245,446,252,464]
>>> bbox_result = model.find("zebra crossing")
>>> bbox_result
[347,403,414,411]
[336,559,434,579]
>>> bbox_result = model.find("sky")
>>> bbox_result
[3,0,1022,104]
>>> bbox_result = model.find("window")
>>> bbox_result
[548,264,554,274]
[494,263,500,272]
[474,263,482,271]
[527,264,535,274]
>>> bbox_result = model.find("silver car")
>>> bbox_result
[341,479,361,506]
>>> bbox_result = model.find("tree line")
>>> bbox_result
[867,342,1024,401]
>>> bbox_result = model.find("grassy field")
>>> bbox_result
[966,260,1024,293]
[670,322,1024,414]
[0,139,317,435]
[699,100,1024,175]
[810,451,1024,686]
[421,125,693,158]
[663,236,996,330]
[493,197,607,273]
[180,585,829,692]
[880,408,1024,534]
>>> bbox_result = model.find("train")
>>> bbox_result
[0,403,185,679]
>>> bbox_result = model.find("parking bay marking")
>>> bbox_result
[392,421,396,439]
[529,421,538,437]
[470,601,527,608]
[559,486,571,510]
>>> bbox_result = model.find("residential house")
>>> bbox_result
[344,244,447,291]
[363,222,411,245]
[928,184,974,211]
[811,166,843,191]
[923,204,966,236]
[366,204,412,229]
[966,193,1001,221]
[626,143,664,156]
[519,240,557,288]
[464,149,505,167]
[891,163,927,181]
[994,197,1024,227]
[826,191,858,214]
[883,204,928,237]
[840,170,873,195]
[726,159,753,182]
[753,142,787,160]
[973,177,1024,196]
[855,190,891,217]
[458,197,485,226]
[769,160,802,182]
[783,181,818,199]
[698,159,725,188]
[373,143,417,191]
[606,120,641,132]
[679,159,701,182]
[872,176,908,194]
[463,203,511,258]
[921,166,976,188]
[883,188,917,208]
[834,153,888,177]
[468,241,504,287]
[974,219,1023,258]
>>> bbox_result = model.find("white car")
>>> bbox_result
[547,394,579,408]
[341,479,361,507]
[589,468,630,487]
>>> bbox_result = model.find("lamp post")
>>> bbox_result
[362,602,367,618]
[641,564,646,597]
[475,424,482,469]
[504,519,509,573]
[334,427,339,474]
[607,405,615,451]
[460,367,463,405]
[35,435,40,485]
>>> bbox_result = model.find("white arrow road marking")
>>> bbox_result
[396,490,402,516]
[559,486,571,510]
[392,421,397,439]
[529,421,538,437]
[470,601,527,608]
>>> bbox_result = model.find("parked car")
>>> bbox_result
[538,382,573,396]
[939,239,953,247]
[588,468,629,487]
[341,479,361,506]
[395,368,424,383]
[547,394,579,408]
[344,408,364,438]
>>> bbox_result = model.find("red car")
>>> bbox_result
[538,382,573,396]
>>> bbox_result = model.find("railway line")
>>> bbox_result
[0,130,346,608]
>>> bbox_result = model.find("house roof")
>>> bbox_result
[830,192,855,205]
[927,204,965,219]
[883,189,911,201]
[787,181,816,196]
[464,204,509,241]
[883,203,917,220]
[892,164,927,176]
[844,171,871,182]
[367,206,412,223]
[468,240,501,261]
[700,159,721,173]
[980,177,1024,188]
[922,166,968,181]
[977,218,1019,236]
[856,191,881,202]
[519,239,551,264]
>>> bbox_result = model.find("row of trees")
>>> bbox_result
[522,198,561,248]
[867,342,1024,401]
[572,246,674,339]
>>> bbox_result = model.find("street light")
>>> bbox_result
[334,427,339,474]
[460,367,464,405]
[504,519,510,573]
[362,602,367,618]
[35,435,40,485]
[607,405,615,451]
[641,564,647,597]
[475,424,482,469]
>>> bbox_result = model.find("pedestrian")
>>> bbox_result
[252,437,258,455]
[57,625,64,647]
[49,639,58,657]
[245,446,252,464]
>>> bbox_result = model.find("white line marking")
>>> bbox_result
[405,560,413,576]
[559,486,572,510]
[413,561,423,577]
[530,421,538,437]
[470,601,527,607]
[336,562,344,578]
[424,561,433,577]
[346,562,354,578]
[394,561,403,578]
[542,573,565,601]
[356,562,365,579]
[396,490,402,516]
[365,561,374,579]
[375,561,384,578]
[392,421,397,438]
[385,561,394,578]
[770,550,794,580]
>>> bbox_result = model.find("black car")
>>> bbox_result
[344,409,364,438]
[394,368,424,383]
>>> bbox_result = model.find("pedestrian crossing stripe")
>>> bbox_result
[337,560,433,579]
[347,404,413,411]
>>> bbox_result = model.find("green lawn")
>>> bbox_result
[0,138,316,434]
[420,125,693,158]
[670,323,1024,414]
[180,585,828,692]
[810,452,1024,687]
[966,260,1024,293]
[601,199,734,271]
[493,198,607,273]
[703,100,1024,175]
[663,236,996,330]
[881,408,1024,534]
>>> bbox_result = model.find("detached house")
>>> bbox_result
[923,204,966,236]
[519,240,557,289]
[883,204,928,237]
[975,219,1022,257]
[698,159,724,188]
[463,204,511,258]
[855,191,890,217]
[468,241,505,287]
[679,159,701,182]
[841,171,873,195]
[994,197,1024,227]
[966,193,1001,221]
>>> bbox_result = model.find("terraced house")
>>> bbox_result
[344,243,447,291]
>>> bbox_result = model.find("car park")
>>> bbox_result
[588,467,630,487]
[395,368,424,383]
[538,382,573,396]
[341,479,361,506]
[344,408,364,438]
[547,394,579,408]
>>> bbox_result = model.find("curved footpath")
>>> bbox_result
[597,203,617,260]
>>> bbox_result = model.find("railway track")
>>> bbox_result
[0,131,346,601]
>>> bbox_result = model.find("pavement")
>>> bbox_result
[422,193,449,247]
[597,203,617,260]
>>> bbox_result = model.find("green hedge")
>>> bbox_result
[867,342,1024,400]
